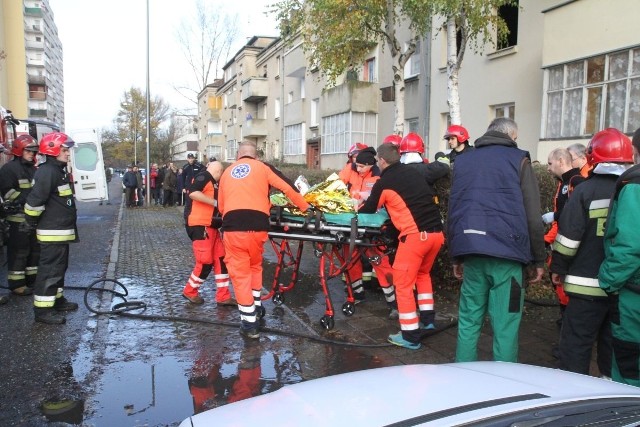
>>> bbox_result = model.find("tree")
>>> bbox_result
[432,0,517,125]
[174,0,240,105]
[102,87,170,167]
[272,0,433,135]
[272,0,515,133]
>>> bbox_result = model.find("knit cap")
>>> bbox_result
[355,147,377,165]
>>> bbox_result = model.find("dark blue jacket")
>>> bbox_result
[447,131,545,265]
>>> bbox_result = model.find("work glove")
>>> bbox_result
[541,212,555,224]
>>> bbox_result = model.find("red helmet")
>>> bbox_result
[383,134,402,145]
[11,134,38,156]
[39,132,75,156]
[443,125,470,143]
[587,128,633,165]
[347,142,368,158]
[399,132,424,154]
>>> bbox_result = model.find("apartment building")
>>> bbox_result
[199,0,640,168]
[0,0,64,128]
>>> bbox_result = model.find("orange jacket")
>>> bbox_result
[187,171,216,227]
[219,156,309,231]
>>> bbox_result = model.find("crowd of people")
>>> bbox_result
[2,119,640,389]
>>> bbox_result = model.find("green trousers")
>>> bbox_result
[456,256,524,363]
[610,289,640,387]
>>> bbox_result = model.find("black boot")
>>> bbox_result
[35,308,66,324]
[54,297,79,312]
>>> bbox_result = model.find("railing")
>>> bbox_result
[29,91,47,101]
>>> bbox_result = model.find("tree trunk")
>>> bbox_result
[393,60,406,136]
[446,17,462,125]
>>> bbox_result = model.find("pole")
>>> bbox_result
[145,0,151,206]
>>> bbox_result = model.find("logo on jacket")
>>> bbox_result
[561,184,569,195]
[231,163,251,179]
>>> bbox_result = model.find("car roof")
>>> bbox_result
[180,362,640,427]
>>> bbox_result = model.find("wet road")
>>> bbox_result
[0,177,562,426]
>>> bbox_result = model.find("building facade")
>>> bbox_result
[0,0,64,128]
[197,0,640,167]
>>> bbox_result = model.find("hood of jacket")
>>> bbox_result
[474,131,517,149]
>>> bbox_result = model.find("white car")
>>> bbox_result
[179,362,640,427]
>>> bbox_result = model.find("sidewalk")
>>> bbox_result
[113,196,563,369]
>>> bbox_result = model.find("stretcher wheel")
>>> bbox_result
[320,315,335,330]
[256,305,266,319]
[342,302,355,317]
[272,292,285,306]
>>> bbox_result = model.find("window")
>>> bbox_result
[494,103,515,120]
[545,47,640,138]
[321,112,377,154]
[274,98,281,119]
[284,124,304,155]
[300,78,306,99]
[226,139,238,161]
[406,118,419,134]
[207,120,221,135]
[206,145,222,159]
[287,91,294,104]
[310,98,319,127]
[405,40,421,78]
[363,58,376,82]
[276,56,281,78]
[497,1,518,50]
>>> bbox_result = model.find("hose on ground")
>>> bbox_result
[74,278,457,349]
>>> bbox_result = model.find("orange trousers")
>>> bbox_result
[392,231,444,341]
[183,226,231,302]
[223,231,268,328]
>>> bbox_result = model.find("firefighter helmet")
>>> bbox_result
[443,125,470,143]
[399,132,424,154]
[586,128,633,165]
[347,142,368,158]
[383,134,402,145]
[39,132,75,156]
[11,134,39,156]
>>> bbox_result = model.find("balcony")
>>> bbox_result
[241,78,268,103]
[29,108,47,117]
[26,40,44,50]
[243,118,267,137]
[29,91,47,101]
[28,74,46,84]
[320,81,379,117]
[24,7,43,16]
[284,99,304,125]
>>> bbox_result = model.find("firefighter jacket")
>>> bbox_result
[447,143,474,165]
[447,132,546,266]
[0,157,36,223]
[24,157,78,243]
[218,156,310,232]
[550,173,618,298]
[544,168,585,245]
[599,164,640,294]
[186,170,219,227]
[359,162,442,238]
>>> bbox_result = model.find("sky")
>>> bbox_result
[48,0,279,132]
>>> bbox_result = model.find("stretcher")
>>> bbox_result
[266,206,394,330]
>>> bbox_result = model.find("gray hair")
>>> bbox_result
[567,143,587,159]
[548,148,572,164]
[487,117,518,140]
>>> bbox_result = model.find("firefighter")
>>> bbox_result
[542,148,586,326]
[182,160,236,307]
[551,128,634,377]
[599,127,640,386]
[444,124,473,165]
[0,135,40,297]
[397,132,450,328]
[24,132,78,324]
[218,141,309,339]
[360,143,445,350]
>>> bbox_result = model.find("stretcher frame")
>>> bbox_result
[266,207,392,330]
